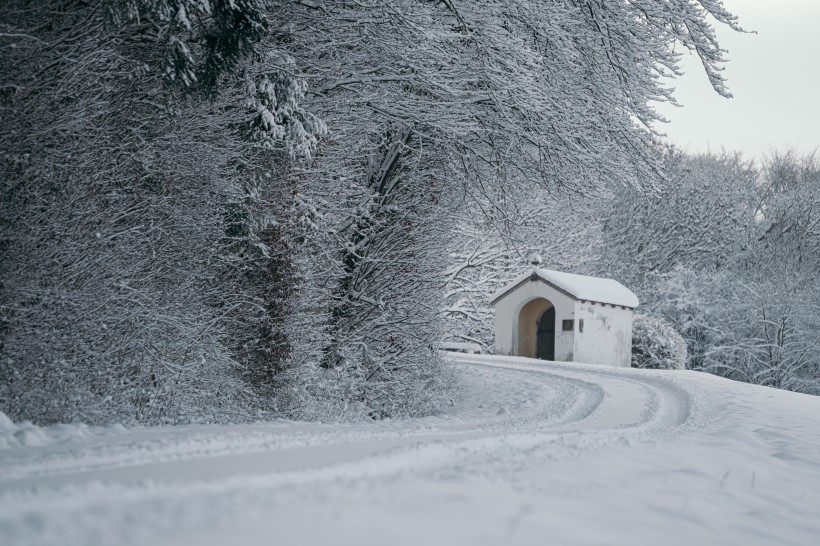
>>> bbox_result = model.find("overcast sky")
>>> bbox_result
[654,0,820,162]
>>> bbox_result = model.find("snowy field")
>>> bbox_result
[2,354,820,546]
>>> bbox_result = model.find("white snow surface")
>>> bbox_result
[491,268,640,308]
[2,354,819,545]
[0,412,128,450]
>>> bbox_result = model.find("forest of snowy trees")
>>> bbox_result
[2,1,817,426]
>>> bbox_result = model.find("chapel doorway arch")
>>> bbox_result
[516,297,554,359]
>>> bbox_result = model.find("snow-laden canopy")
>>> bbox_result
[491,268,640,309]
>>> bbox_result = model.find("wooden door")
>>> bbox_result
[536,307,555,361]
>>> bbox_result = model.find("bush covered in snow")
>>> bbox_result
[631,314,688,370]
[0,411,128,450]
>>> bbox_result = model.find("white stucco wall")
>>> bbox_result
[573,301,633,367]
[493,278,576,360]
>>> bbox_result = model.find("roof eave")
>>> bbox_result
[491,273,577,305]
[491,272,639,309]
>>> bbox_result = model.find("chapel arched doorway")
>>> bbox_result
[516,297,554,358]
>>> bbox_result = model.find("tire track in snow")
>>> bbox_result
[453,354,700,435]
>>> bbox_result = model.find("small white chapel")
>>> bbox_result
[491,265,639,367]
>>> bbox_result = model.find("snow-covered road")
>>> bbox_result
[2,354,819,545]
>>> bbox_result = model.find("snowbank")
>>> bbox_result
[0,412,127,450]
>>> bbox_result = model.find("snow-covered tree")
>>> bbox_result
[274,126,455,420]
[755,151,820,274]
[102,0,270,90]
[599,150,820,394]
[0,0,322,424]
[599,149,759,289]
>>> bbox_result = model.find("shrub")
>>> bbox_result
[631,314,688,370]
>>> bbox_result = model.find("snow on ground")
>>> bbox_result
[0,412,129,451]
[1,354,819,546]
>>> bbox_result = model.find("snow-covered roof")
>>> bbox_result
[491,268,639,308]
